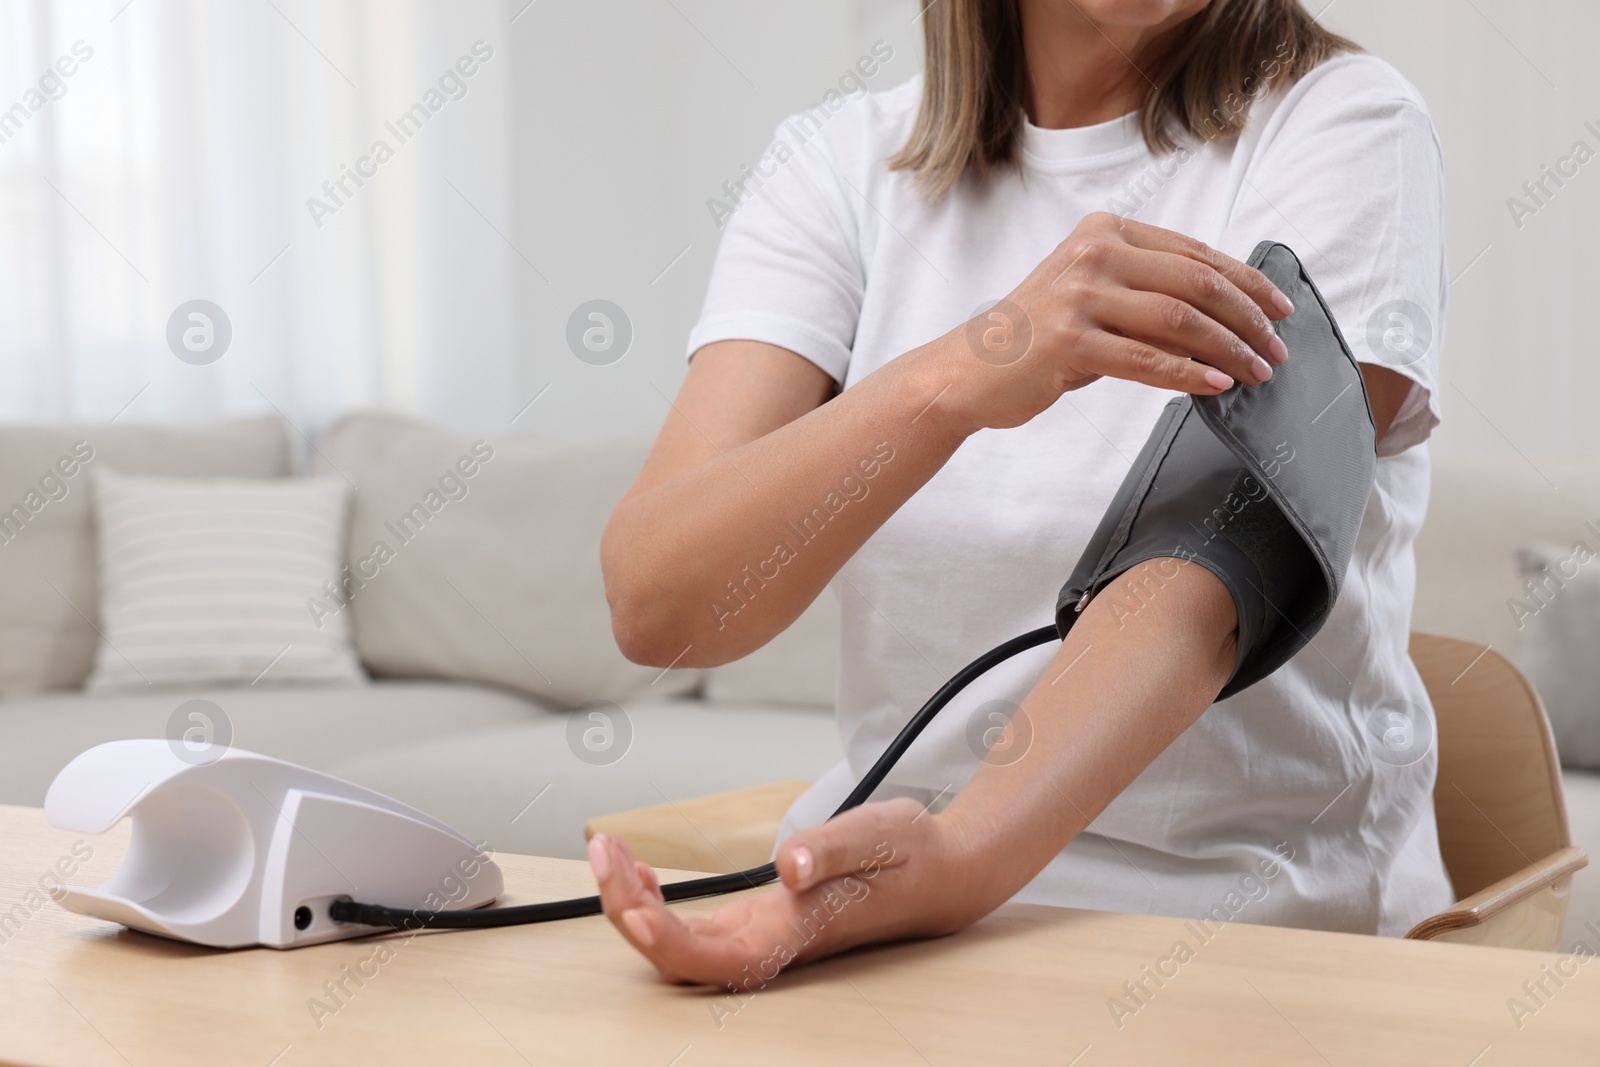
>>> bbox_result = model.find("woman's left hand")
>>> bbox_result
[589,797,972,987]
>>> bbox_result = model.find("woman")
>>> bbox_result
[593,0,1451,986]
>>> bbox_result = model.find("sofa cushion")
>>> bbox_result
[85,469,366,692]
[324,698,842,860]
[0,680,545,807]
[0,416,291,697]
[316,412,697,707]
[1414,454,1600,655]
[704,589,839,708]
[1515,541,1600,769]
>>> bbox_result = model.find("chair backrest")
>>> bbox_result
[1411,632,1571,899]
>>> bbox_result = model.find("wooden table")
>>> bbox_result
[1,804,1594,1065]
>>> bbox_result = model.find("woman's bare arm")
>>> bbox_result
[603,215,1295,667]
[600,336,969,667]
[587,556,1238,984]
[588,367,1415,983]
[929,360,1414,921]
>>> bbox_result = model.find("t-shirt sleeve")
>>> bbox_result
[685,114,866,384]
[1220,58,1447,457]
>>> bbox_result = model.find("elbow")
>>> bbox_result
[603,557,704,667]
[608,576,748,668]
[608,593,688,668]
[601,513,734,667]
[602,511,684,667]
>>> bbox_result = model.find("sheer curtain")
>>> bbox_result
[0,0,517,436]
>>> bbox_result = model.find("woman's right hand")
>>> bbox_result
[933,212,1297,432]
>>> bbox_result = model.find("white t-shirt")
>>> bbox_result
[686,53,1455,936]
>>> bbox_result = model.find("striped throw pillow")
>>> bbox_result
[85,468,365,691]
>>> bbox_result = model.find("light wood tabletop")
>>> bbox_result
[1,803,1594,1066]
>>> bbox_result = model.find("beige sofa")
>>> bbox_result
[0,413,845,863]
[1,414,1594,948]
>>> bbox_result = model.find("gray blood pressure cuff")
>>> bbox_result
[1054,241,1377,700]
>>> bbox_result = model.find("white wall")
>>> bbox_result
[7,0,1593,465]
[1321,0,1600,463]
[519,0,1600,465]
[515,0,1600,467]
[503,0,922,443]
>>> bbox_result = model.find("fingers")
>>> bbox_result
[1109,215,1295,322]
[774,799,913,894]
[589,834,682,972]
[589,832,785,987]
[1090,286,1273,386]
[1113,245,1288,371]
[1046,217,1291,395]
[1077,330,1237,395]
[635,859,663,901]
[589,807,960,988]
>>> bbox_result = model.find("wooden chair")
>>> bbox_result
[1404,632,1586,949]
[585,632,1586,950]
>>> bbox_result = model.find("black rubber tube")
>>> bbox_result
[329,624,1061,931]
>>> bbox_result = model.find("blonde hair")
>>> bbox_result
[889,0,1359,198]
